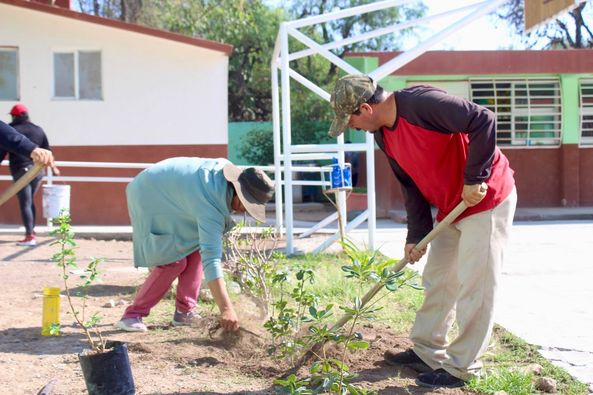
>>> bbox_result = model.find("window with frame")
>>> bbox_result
[0,47,19,101]
[54,50,102,100]
[470,79,562,147]
[580,80,593,146]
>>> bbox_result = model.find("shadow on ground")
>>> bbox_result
[68,283,137,297]
[1,238,53,261]
[0,326,88,355]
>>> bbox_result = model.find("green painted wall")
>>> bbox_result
[560,74,580,145]
[228,121,272,165]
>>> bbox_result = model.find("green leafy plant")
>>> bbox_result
[269,239,420,394]
[50,212,106,353]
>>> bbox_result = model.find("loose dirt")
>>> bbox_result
[0,233,470,394]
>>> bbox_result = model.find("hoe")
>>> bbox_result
[296,197,472,366]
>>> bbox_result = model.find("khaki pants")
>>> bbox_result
[411,187,517,380]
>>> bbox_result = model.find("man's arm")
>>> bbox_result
[0,120,37,158]
[0,120,57,170]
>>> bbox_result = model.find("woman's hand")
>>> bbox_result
[219,307,240,332]
[208,277,240,332]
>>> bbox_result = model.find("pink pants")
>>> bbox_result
[123,250,204,318]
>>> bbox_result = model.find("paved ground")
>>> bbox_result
[1,208,592,390]
[345,220,593,390]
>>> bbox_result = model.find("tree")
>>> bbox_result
[73,0,426,121]
[138,0,285,121]
[75,0,143,22]
[285,0,426,126]
[497,1,592,49]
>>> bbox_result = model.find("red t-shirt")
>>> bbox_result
[376,86,515,243]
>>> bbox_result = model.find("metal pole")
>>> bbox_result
[271,52,283,235]
[365,132,376,251]
[280,23,295,254]
[288,2,487,62]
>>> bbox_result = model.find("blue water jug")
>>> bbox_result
[331,158,342,189]
[342,166,352,187]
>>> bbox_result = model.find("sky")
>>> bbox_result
[411,0,524,50]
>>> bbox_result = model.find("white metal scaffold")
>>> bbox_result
[271,0,508,255]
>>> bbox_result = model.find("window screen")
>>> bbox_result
[0,48,19,100]
[79,51,102,100]
[580,80,593,146]
[471,79,562,147]
[54,52,75,98]
[53,51,102,100]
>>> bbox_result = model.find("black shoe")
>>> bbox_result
[384,348,431,373]
[416,368,465,388]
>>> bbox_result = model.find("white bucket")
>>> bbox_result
[42,184,71,219]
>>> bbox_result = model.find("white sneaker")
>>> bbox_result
[17,235,36,246]
[115,317,147,332]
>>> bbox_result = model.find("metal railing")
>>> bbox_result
[1,159,346,235]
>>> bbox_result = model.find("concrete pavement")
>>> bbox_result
[346,220,593,390]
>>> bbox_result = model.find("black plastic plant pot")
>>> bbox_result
[78,341,135,395]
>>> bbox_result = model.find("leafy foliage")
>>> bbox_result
[75,0,144,22]
[266,239,419,394]
[143,0,285,121]
[50,212,107,352]
[238,119,333,165]
[74,0,427,121]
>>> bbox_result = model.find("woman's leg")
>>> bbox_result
[175,250,204,313]
[123,258,188,319]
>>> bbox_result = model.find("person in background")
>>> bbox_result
[115,157,274,333]
[0,118,55,168]
[328,75,516,388]
[1,104,60,246]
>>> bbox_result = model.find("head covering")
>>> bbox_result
[223,163,275,223]
[9,103,28,117]
[328,75,377,137]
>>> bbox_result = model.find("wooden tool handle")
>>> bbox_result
[295,183,491,367]
[0,163,44,207]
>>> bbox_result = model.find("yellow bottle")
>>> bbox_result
[41,287,60,336]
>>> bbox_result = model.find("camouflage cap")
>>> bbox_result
[328,74,377,137]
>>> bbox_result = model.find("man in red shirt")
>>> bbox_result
[329,75,517,388]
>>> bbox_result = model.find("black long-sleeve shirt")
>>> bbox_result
[2,119,49,174]
[375,86,515,244]
[0,120,37,165]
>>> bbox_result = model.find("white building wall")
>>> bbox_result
[0,3,228,146]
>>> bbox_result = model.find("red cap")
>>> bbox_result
[10,104,28,117]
